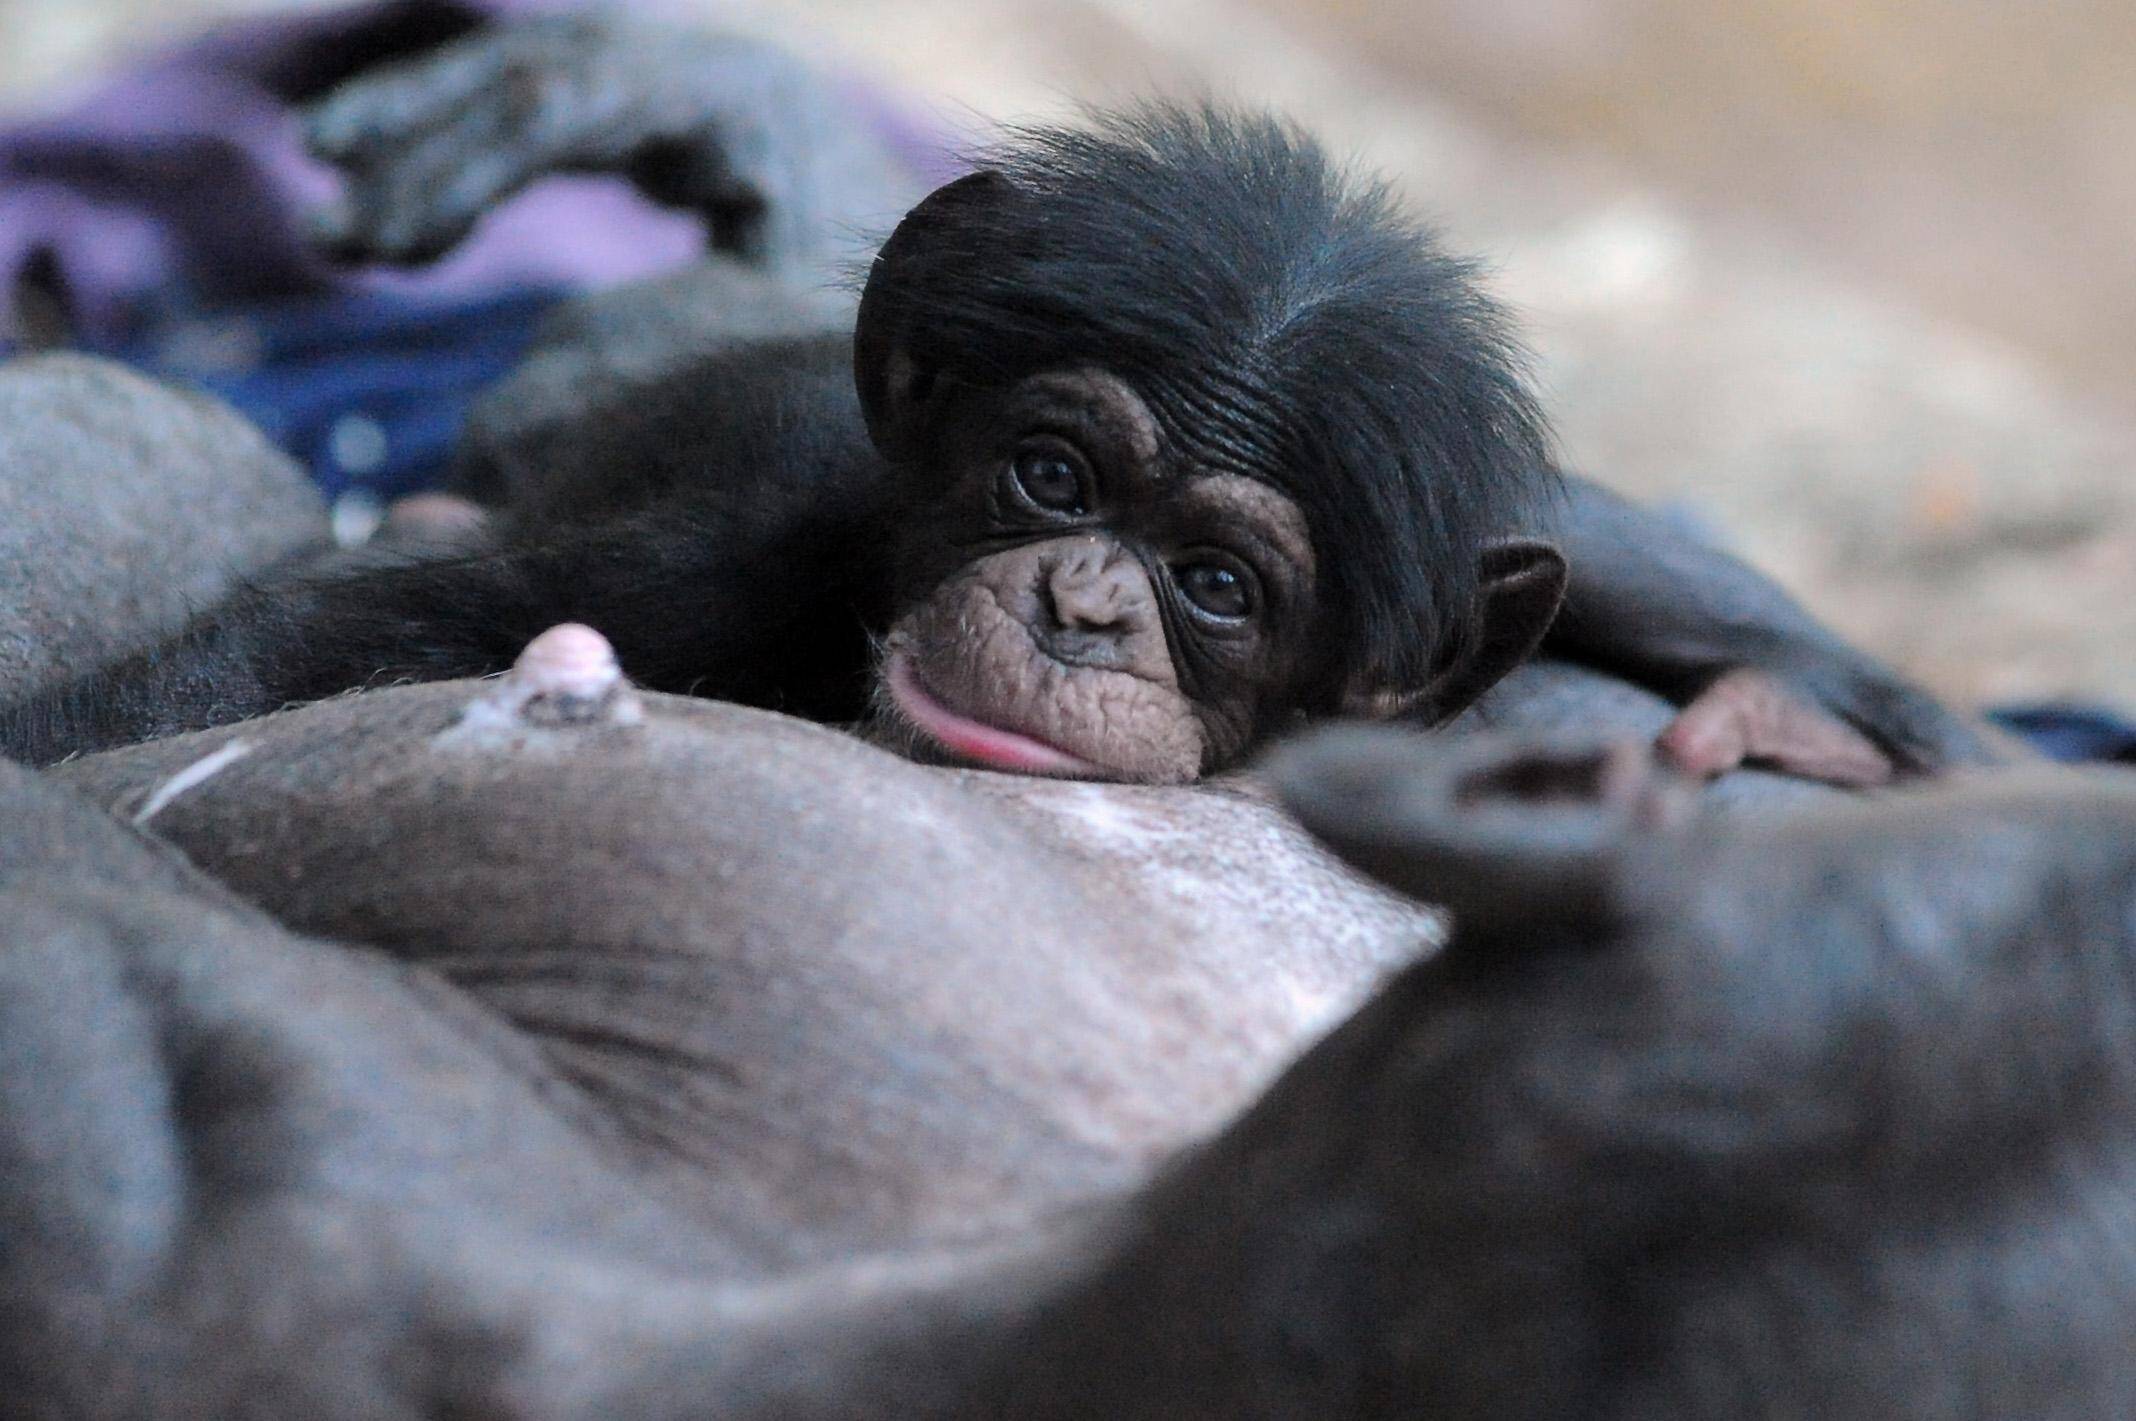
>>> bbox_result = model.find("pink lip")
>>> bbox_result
[884,654,1109,777]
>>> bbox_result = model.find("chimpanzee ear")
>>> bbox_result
[1268,726,1698,934]
[854,169,1020,462]
[1343,538,1568,723]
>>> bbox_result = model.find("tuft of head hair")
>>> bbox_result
[877,103,1558,704]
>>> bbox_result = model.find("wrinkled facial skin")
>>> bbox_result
[877,370,1319,784]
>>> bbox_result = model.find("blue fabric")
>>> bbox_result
[1988,704,2136,765]
[0,0,705,350]
[96,287,565,500]
[0,0,946,500]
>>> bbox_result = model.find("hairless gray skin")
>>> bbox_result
[7,637,2130,1416]
[46,627,1438,1260]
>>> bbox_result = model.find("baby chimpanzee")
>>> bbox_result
[0,101,1987,782]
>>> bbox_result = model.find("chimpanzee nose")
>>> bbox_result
[1043,544,1140,633]
[1033,541,1155,671]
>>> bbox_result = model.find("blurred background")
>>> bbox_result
[2,0,2130,711]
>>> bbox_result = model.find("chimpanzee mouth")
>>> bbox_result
[881,653,1111,778]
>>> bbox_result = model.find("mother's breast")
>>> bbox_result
[53,684,1436,1251]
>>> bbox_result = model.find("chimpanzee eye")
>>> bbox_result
[1175,556,1257,621]
[1010,444,1090,515]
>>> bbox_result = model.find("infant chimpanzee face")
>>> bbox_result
[875,368,1321,783]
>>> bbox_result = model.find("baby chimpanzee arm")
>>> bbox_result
[2,496,887,766]
[1544,477,1999,775]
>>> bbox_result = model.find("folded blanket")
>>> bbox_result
[0,0,934,498]
[0,0,707,346]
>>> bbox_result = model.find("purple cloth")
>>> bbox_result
[0,0,762,346]
[0,0,950,499]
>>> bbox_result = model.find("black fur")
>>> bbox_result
[871,105,1551,699]
[1,106,1553,764]
[0,104,1995,776]
[4,337,890,762]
